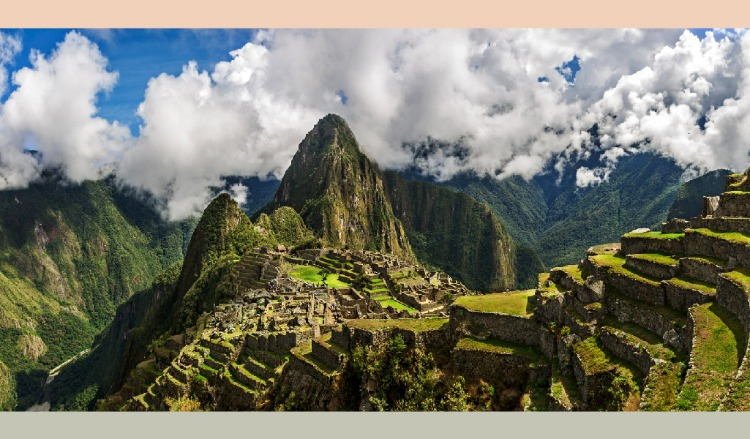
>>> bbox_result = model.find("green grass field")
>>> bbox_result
[453,290,535,317]
[676,303,742,411]
[376,298,418,314]
[346,318,449,332]
[623,231,685,240]
[628,253,680,266]
[289,265,350,288]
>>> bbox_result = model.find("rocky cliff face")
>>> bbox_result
[268,114,413,260]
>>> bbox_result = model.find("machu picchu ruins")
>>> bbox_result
[93,167,750,412]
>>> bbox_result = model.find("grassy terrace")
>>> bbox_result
[605,287,687,326]
[572,337,641,387]
[640,362,684,411]
[665,276,716,295]
[345,317,448,332]
[319,256,354,269]
[453,290,535,317]
[455,337,547,364]
[623,231,684,240]
[556,265,586,285]
[291,340,337,376]
[721,349,750,411]
[689,228,750,246]
[677,303,743,411]
[319,332,348,354]
[375,298,418,314]
[609,263,662,286]
[629,253,680,266]
[587,243,620,255]
[601,318,678,362]
[590,254,626,269]
[723,268,750,293]
[684,255,725,266]
[289,264,349,288]
[550,367,580,409]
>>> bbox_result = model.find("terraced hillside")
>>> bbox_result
[95,167,750,411]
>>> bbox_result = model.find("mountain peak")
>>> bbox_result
[296,113,364,160]
[268,116,413,259]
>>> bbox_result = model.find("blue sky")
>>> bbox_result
[1,29,256,134]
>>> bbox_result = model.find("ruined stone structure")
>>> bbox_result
[118,169,750,411]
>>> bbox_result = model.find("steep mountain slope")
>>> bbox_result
[667,169,732,220]
[0,175,195,409]
[535,153,684,268]
[0,360,12,410]
[381,172,517,292]
[414,153,686,270]
[266,114,413,260]
[49,195,313,410]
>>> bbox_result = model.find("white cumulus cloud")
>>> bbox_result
[3,29,750,218]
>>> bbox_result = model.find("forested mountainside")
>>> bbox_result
[667,169,732,221]
[49,196,314,410]
[409,152,686,271]
[0,174,196,409]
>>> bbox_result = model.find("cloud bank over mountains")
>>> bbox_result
[0,29,748,219]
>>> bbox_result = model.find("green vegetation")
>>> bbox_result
[288,265,349,289]
[721,354,750,411]
[590,254,626,268]
[453,290,535,317]
[601,319,678,362]
[572,337,640,410]
[628,253,680,266]
[622,231,684,240]
[375,299,418,314]
[684,255,724,267]
[0,177,196,409]
[690,228,750,246]
[455,338,546,364]
[667,169,731,220]
[609,264,662,286]
[605,287,686,326]
[346,318,448,332]
[665,277,716,295]
[383,171,518,291]
[677,303,743,411]
[0,360,15,411]
[723,268,750,293]
[559,265,586,285]
[348,335,487,411]
[533,153,685,268]
[640,362,684,411]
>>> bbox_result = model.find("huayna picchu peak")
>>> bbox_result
[266,114,414,260]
